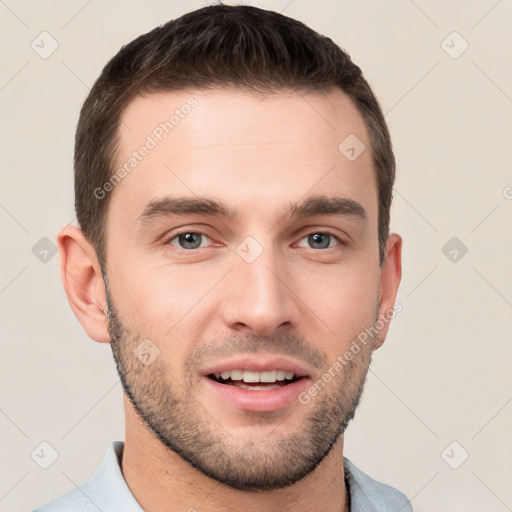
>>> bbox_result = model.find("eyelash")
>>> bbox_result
[163,230,345,252]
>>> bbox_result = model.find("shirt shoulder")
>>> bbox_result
[30,441,143,512]
[31,483,103,512]
[344,457,413,512]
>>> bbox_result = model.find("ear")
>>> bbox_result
[57,225,110,343]
[373,233,402,350]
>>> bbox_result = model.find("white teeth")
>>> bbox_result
[213,369,296,383]
[259,371,276,382]
[243,370,260,382]
[230,369,244,380]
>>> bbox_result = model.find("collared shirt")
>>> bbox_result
[32,441,413,512]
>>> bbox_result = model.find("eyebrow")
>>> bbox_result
[135,194,367,228]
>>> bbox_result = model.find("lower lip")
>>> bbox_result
[201,376,310,412]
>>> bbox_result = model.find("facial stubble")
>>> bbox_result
[104,280,376,491]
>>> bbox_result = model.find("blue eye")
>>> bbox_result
[297,233,341,249]
[168,232,211,250]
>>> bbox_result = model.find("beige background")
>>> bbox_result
[1,1,511,511]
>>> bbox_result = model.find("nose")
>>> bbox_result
[219,246,300,336]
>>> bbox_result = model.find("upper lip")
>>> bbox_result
[200,355,311,378]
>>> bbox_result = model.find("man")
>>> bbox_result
[34,4,410,511]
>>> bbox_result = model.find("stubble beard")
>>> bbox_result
[104,283,375,491]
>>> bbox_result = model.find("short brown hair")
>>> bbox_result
[74,4,395,266]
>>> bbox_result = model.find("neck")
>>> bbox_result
[121,399,348,512]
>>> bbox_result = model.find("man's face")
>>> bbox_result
[104,88,386,490]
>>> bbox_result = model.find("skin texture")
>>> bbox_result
[58,87,402,512]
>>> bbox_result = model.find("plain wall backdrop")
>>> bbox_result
[1,1,511,511]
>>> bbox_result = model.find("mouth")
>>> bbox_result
[207,369,303,390]
[200,356,311,412]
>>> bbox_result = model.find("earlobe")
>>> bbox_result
[373,233,402,350]
[57,225,110,344]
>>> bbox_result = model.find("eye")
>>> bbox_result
[296,232,342,250]
[167,232,213,250]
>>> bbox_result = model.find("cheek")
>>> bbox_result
[293,260,380,351]
[110,269,217,376]
[114,264,211,332]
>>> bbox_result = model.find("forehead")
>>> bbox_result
[117,87,369,153]
[108,87,376,230]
